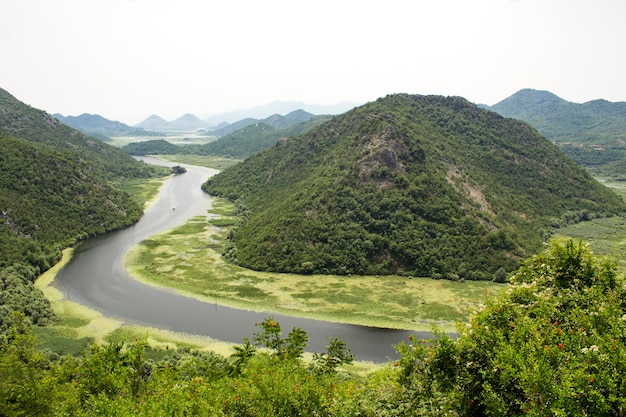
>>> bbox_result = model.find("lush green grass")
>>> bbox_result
[555,179,626,271]
[115,177,168,209]
[33,325,93,356]
[126,199,505,332]
[156,154,242,170]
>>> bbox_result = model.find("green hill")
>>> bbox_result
[489,89,626,177]
[191,115,332,159]
[0,135,143,269]
[0,88,162,181]
[203,94,625,279]
[490,88,626,144]
[120,139,183,155]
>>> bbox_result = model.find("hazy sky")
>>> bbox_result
[1,0,625,124]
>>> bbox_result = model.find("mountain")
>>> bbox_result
[204,100,357,125]
[489,88,626,144]
[489,89,626,176]
[211,110,316,137]
[169,113,212,130]
[203,94,625,279]
[134,114,171,130]
[0,87,167,329]
[134,113,212,131]
[54,113,159,138]
[0,88,162,181]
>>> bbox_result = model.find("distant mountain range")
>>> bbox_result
[211,109,317,137]
[203,100,358,125]
[54,113,160,139]
[134,113,212,132]
[122,110,331,160]
[132,101,357,133]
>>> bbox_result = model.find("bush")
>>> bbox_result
[392,239,626,416]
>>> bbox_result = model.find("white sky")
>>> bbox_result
[1,0,625,125]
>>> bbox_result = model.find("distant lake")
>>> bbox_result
[55,157,429,362]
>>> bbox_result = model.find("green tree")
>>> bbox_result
[0,314,62,417]
[392,239,626,416]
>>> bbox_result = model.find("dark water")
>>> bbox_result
[55,157,429,362]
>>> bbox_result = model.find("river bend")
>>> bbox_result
[55,157,427,362]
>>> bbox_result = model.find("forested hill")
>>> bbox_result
[203,94,625,279]
[0,134,144,269]
[0,87,160,181]
[489,88,626,145]
[189,115,332,159]
[0,87,167,333]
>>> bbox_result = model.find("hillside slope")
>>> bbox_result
[203,94,625,279]
[490,88,626,144]
[0,88,162,181]
[489,89,626,177]
[0,135,143,269]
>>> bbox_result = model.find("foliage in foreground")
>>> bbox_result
[2,239,625,416]
[393,239,626,416]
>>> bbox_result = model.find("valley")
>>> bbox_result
[3,87,626,415]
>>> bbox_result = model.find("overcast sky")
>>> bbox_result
[1,0,625,124]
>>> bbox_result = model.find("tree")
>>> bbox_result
[0,314,62,416]
[393,239,626,416]
[170,165,187,175]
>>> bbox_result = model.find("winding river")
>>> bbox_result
[55,157,431,362]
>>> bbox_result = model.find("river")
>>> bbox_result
[55,157,430,362]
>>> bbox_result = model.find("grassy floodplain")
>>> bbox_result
[554,178,626,270]
[126,198,504,332]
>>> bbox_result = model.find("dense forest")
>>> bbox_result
[0,87,168,337]
[2,240,626,416]
[203,94,625,279]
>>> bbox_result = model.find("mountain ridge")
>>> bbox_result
[54,113,159,138]
[488,88,626,144]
